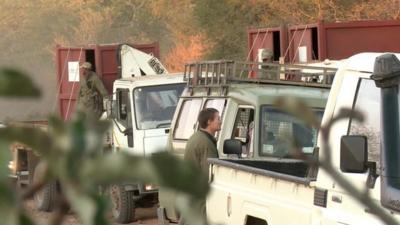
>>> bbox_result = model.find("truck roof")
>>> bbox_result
[181,83,329,108]
[344,52,400,73]
[180,60,334,108]
[113,73,184,87]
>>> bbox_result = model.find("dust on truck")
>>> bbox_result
[8,43,185,224]
[206,53,400,225]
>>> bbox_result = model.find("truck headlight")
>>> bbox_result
[8,161,15,171]
[144,184,156,191]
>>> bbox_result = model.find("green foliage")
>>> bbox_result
[0,70,209,225]
[0,68,41,97]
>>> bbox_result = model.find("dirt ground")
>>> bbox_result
[25,200,159,225]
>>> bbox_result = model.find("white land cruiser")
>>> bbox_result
[157,59,339,223]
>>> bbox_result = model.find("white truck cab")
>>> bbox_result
[111,75,185,156]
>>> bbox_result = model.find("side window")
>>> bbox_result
[204,99,226,117]
[349,79,381,171]
[204,99,227,139]
[231,107,255,157]
[174,99,202,140]
[259,107,322,157]
[116,88,130,128]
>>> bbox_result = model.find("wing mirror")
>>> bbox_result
[340,135,368,173]
[223,139,242,157]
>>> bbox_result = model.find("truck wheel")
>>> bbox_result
[33,165,57,212]
[110,185,135,223]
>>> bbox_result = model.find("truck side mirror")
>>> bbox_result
[223,139,242,156]
[340,135,367,173]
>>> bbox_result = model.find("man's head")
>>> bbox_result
[198,108,221,134]
[80,62,92,76]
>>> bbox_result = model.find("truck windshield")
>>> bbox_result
[259,107,323,158]
[134,83,185,130]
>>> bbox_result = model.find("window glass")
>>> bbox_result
[349,79,380,171]
[117,88,130,128]
[174,99,203,139]
[231,107,254,157]
[259,107,323,157]
[204,99,226,116]
[134,83,185,130]
[204,99,227,139]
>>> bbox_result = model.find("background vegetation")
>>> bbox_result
[0,0,398,120]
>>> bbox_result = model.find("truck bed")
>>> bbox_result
[208,158,313,184]
[207,158,316,225]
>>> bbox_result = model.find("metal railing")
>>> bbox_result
[183,60,337,94]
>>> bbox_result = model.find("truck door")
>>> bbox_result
[324,78,382,224]
[113,88,133,149]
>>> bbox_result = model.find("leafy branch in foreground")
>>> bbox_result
[0,114,209,225]
[0,68,41,97]
[0,69,209,225]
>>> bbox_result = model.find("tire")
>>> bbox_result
[33,165,57,212]
[109,185,135,223]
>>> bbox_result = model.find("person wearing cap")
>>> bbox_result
[260,49,276,80]
[76,62,108,118]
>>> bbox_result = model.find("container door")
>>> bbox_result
[248,29,274,62]
[289,28,314,63]
[96,45,119,94]
[56,47,87,120]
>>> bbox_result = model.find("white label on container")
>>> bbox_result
[68,61,80,82]
[298,46,307,63]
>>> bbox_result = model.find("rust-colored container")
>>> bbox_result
[249,20,400,63]
[55,43,160,120]
[287,20,400,62]
[247,26,288,62]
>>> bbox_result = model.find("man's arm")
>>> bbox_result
[93,75,108,97]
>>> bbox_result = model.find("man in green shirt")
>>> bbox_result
[180,108,221,224]
[184,108,221,175]
[76,62,108,118]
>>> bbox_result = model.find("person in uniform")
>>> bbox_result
[260,49,276,80]
[76,62,108,118]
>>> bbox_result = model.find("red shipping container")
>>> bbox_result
[249,20,400,63]
[55,43,160,120]
[288,20,400,62]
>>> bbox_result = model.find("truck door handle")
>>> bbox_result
[227,194,232,217]
[332,194,342,203]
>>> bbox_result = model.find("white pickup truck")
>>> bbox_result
[207,53,400,225]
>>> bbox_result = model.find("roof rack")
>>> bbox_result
[183,60,338,95]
